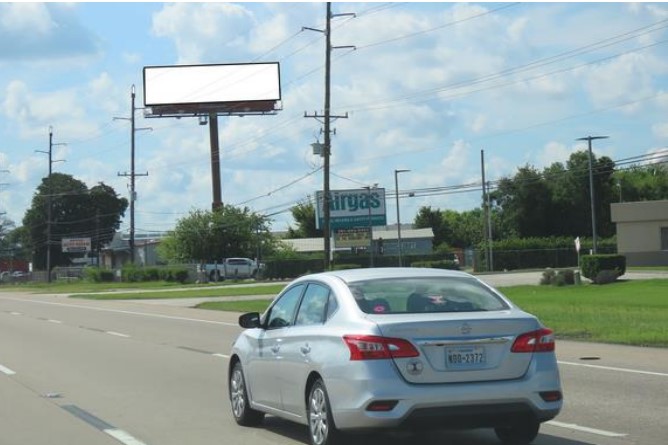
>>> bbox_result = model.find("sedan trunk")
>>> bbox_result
[375,312,540,384]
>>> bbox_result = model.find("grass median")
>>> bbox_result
[71,284,286,300]
[194,279,668,348]
[505,279,668,347]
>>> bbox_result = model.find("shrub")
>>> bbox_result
[83,267,115,283]
[581,254,626,284]
[411,260,460,270]
[121,264,143,282]
[594,269,620,285]
[160,268,189,284]
[144,268,161,281]
[540,268,556,285]
[332,263,362,271]
[540,268,575,286]
[558,269,575,285]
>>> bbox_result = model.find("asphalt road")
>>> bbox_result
[0,288,666,445]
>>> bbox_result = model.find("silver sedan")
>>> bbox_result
[228,268,562,445]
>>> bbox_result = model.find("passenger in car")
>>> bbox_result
[407,285,430,312]
[351,286,371,312]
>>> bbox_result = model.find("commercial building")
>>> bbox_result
[611,200,668,266]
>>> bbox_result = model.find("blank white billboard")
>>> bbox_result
[143,62,280,107]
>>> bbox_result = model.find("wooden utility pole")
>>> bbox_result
[117,86,149,264]
[303,2,354,270]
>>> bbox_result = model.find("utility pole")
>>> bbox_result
[576,135,609,255]
[36,126,66,282]
[116,85,150,264]
[208,112,222,211]
[480,150,493,272]
[303,2,354,270]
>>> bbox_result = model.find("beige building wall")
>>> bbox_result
[611,200,668,266]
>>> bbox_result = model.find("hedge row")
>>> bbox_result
[84,266,190,283]
[477,237,617,271]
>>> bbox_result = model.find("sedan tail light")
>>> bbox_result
[343,335,419,360]
[511,328,555,353]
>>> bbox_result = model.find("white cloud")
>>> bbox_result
[0,3,54,35]
[440,140,470,177]
[536,141,574,169]
[582,52,666,113]
[471,114,487,133]
[152,3,255,64]
[0,3,100,62]
[652,122,668,139]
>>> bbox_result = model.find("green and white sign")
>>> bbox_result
[315,188,387,230]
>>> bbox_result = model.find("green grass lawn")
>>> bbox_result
[195,279,668,348]
[503,279,668,347]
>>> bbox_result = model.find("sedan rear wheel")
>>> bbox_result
[494,419,540,445]
[229,362,264,426]
[307,379,340,445]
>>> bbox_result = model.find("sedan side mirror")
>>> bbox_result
[239,312,261,329]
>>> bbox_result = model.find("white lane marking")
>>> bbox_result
[10,311,22,316]
[547,420,627,437]
[48,319,62,324]
[0,297,236,326]
[558,360,668,377]
[0,363,17,375]
[213,353,230,359]
[104,428,149,445]
[106,331,130,338]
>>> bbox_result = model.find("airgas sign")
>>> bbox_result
[315,188,387,230]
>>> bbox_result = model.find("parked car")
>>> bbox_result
[201,257,262,281]
[228,268,562,445]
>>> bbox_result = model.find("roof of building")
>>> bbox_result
[281,227,434,253]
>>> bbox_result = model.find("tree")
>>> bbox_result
[158,205,275,263]
[287,200,322,238]
[414,206,450,249]
[493,165,552,238]
[613,163,668,202]
[0,215,14,245]
[22,173,128,270]
[442,209,484,248]
[546,151,616,238]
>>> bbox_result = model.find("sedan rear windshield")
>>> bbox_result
[349,277,509,314]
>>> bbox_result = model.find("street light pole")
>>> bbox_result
[394,169,410,267]
[576,135,609,254]
[364,184,377,267]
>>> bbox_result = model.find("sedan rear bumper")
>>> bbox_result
[327,357,562,431]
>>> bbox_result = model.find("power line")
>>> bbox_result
[357,3,520,50]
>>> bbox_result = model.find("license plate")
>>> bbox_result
[446,346,486,368]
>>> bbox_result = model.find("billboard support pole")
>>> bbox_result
[209,112,222,211]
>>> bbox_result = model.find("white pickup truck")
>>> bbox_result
[201,258,261,281]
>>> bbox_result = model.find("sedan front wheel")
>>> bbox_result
[229,362,264,426]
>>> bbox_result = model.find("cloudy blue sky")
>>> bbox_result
[1,2,668,236]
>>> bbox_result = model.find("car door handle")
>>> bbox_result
[271,344,280,353]
[300,345,311,355]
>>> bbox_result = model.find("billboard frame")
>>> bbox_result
[142,62,282,118]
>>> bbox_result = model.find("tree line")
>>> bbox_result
[416,150,668,250]
[1,150,666,271]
